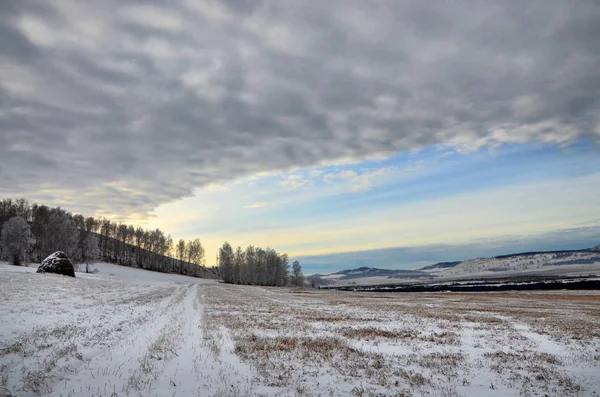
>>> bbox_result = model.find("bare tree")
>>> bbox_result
[216,242,290,286]
[218,242,235,283]
[292,260,303,287]
[81,234,100,273]
[177,239,186,274]
[186,238,205,266]
[0,216,33,266]
[40,211,79,259]
[0,198,216,278]
[234,246,244,284]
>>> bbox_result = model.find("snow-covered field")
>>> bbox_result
[1,262,599,396]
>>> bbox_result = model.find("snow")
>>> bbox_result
[42,251,65,262]
[316,250,600,287]
[439,251,600,277]
[320,273,345,280]
[80,262,216,284]
[0,262,251,397]
[1,262,599,397]
[203,286,600,396]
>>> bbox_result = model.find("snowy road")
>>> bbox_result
[0,263,260,397]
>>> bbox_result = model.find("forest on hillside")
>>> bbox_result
[0,198,303,285]
[0,198,213,278]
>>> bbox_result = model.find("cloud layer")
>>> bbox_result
[1,0,599,219]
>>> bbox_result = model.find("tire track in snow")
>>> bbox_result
[47,284,192,397]
[5,276,265,397]
[147,285,267,397]
[0,280,183,396]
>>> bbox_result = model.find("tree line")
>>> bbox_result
[1,198,304,285]
[217,242,303,287]
[0,198,214,278]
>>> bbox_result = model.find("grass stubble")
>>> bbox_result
[204,286,600,396]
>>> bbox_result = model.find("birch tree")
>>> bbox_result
[177,239,186,273]
[81,234,100,273]
[42,212,78,259]
[0,216,33,266]
[218,242,235,283]
[292,260,303,287]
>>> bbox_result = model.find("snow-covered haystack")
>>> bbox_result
[37,251,75,277]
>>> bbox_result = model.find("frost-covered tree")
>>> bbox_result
[233,246,244,284]
[217,242,290,286]
[292,260,303,287]
[0,198,214,278]
[42,212,79,259]
[0,216,34,266]
[81,234,100,273]
[275,252,289,286]
[177,239,186,273]
[186,239,205,266]
[243,245,256,285]
[218,242,235,283]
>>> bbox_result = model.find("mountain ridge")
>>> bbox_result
[314,266,425,281]
[309,245,600,284]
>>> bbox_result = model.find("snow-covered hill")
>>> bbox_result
[0,261,215,284]
[434,250,600,278]
[318,266,424,280]
[311,248,600,286]
[418,261,462,271]
[311,266,428,285]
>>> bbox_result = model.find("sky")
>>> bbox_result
[1,0,599,273]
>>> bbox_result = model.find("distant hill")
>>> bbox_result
[493,249,588,259]
[310,244,600,286]
[437,250,600,277]
[315,266,425,281]
[418,261,462,271]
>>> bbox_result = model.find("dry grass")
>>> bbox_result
[461,314,506,324]
[236,335,356,357]
[394,368,429,388]
[203,285,600,396]
[0,365,8,388]
[0,344,22,357]
[418,352,465,376]
[301,315,354,322]
[23,371,52,395]
[234,334,388,387]
[419,331,461,345]
[0,387,14,397]
[340,327,418,340]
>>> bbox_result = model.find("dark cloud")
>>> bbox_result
[1,0,599,219]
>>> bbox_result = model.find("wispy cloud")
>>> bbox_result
[323,168,394,192]
[242,202,270,209]
[278,174,312,190]
[204,183,231,193]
